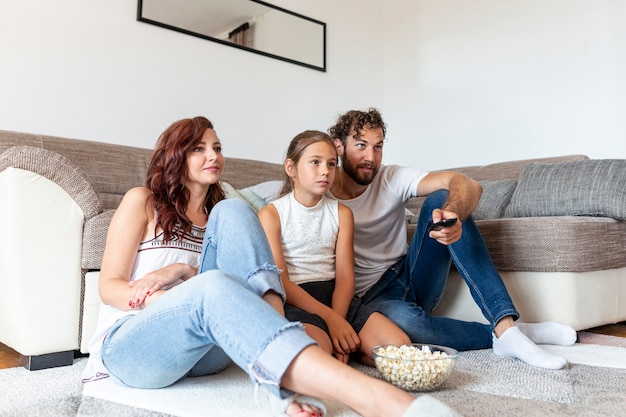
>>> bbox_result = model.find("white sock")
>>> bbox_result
[492,327,568,370]
[517,321,577,346]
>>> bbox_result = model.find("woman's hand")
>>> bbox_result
[127,263,197,309]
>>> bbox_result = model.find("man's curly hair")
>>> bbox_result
[328,108,387,145]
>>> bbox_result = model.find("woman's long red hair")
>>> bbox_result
[146,116,225,241]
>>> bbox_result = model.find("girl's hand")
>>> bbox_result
[326,314,360,357]
[333,350,351,364]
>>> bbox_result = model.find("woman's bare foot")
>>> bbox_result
[285,397,326,417]
[268,392,327,417]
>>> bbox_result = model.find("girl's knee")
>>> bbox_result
[363,312,410,345]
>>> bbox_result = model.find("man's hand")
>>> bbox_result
[429,208,462,245]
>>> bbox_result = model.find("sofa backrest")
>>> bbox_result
[1,128,590,217]
[445,154,589,181]
[0,129,284,211]
[405,154,590,215]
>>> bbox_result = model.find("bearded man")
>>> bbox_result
[327,108,576,370]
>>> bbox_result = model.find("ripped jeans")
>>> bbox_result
[101,199,315,398]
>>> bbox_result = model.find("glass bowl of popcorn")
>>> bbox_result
[372,343,458,391]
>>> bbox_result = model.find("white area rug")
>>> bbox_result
[1,342,624,417]
[82,362,358,417]
[79,343,626,417]
[542,343,626,369]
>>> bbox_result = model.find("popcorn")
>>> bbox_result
[373,344,456,391]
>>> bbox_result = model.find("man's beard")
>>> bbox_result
[341,150,379,186]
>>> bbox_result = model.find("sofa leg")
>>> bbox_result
[20,350,74,371]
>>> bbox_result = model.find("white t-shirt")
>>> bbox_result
[331,165,428,296]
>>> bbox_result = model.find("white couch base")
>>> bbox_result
[81,271,102,353]
[435,268,626,331]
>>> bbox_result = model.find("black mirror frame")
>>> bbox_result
[137,0,327,72]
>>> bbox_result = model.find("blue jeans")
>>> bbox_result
[101,199,315,397]
[362,190,519,351]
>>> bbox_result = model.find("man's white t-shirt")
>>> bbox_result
[332,165,428,297]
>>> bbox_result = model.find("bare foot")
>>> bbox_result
[286,398,326,417]
[268,393,327,417]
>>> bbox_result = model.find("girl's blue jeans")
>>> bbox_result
[101,199,315,397]
[362,190,520,351]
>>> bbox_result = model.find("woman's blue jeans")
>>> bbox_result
[101,199,315,397]
[362,190,519,351]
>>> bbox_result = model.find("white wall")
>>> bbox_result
[0,0,383,164]
[2,0,625,170]
[383,0,626,170]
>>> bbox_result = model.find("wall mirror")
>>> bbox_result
[137,0,326,72]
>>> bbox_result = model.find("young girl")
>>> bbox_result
[259,130,411,366]
[80,116,463,417]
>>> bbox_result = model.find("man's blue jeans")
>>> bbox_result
[362,190,519,350]
[101,199,315,397]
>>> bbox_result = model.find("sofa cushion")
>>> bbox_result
[407,216,626,272]
[245,180,283,203]
[473,179,518,220]
[407,214,626,273]
[476,216,626,272]
[221,182,268,212]
[505,159,626,220]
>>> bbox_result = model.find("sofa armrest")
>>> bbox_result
[0,146,101,218]
[82,210,115,270]
[0,146,101,356]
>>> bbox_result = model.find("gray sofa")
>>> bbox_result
[1,129,625,370]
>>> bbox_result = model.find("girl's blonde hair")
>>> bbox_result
[280,130,337,196]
